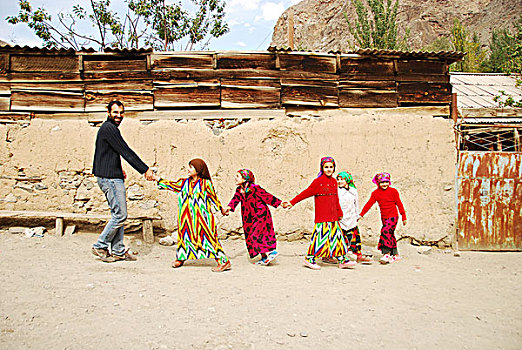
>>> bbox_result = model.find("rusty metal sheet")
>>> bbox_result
[457,152,522,250]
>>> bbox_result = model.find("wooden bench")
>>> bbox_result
[0,210,161,243]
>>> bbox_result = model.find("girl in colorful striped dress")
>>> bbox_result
[359,172,407,264]
[282,157,356,270]
[155,158,231,272]
[225,169,282,266]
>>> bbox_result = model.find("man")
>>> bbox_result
[91,100,154,262]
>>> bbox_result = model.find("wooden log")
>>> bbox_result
[81,71,152,81]
[281,84,338,107]
[10,54,79,72]
[152,68,337,81]
[152,53,214,69]
[339,80,396,89]
[0,112,31,120]
[221,79,280,108]
[339,89,398,107]
[397,82,452,104]
[10,81,84,92]
[8,72,82,81]
[217,53,276,70]
[395,74,450,83]
[0,210,160,221]
[55,217,64,237]
[85,91,153,112]
[10,89,84,112]
[0,96,9,111]
[85,80,153,92]
[154,81,220,108]
[83,57,148,72]
[340,58,394,79]
[142,219,154,243]
[279,53,337,73]
[0,54,8,74]
[396,60,447,75]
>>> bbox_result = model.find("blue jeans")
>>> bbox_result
[93,177,127,255]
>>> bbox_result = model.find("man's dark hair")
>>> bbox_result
[107,100,124,112]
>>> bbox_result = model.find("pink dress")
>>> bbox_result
[228,184,282,258]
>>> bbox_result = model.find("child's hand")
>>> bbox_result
[357,215,362,221]
[221,207,230,216]
[402,219,407,226]
[282,201,292,209]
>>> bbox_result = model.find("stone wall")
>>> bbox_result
[0,107,456,245]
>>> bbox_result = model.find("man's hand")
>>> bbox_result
[144,168,155,181]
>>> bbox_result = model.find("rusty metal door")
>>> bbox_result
[457,152,522,250]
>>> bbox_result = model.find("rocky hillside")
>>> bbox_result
[270,0,522,51]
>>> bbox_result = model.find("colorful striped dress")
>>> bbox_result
[158,177,228,264]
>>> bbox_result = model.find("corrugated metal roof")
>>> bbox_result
[267,46,465,61]
[450,73,522,109]
[460,117,522,124]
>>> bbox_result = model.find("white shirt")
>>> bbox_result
[338,187,359,231]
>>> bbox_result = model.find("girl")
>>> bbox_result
[156,158,231,272]
[337,171,372,264]
[282,157,356,270]
[359,172,407,264]
[226,169,281,266]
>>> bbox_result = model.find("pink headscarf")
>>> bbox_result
[318,156,336,177]
[372,172,391,185]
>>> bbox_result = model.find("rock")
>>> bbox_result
[4,194,18,203]
[34,183,48,190]
[51,125,61,132]
[14,182,34,192]
[9,227,27,234]
[300,332,308,337]
[64,225,76,236]
[24,227,44,237]
[417,246,432,255]
[454,251,461,257]
[286,232,304,242]
[212,127,222,136]
[86,283,95,290]
[75,186,91,201]
[444,185,453,191]
[286,332,296,337]
[83,180,94,190]
[139,200,157,210]
[159,235,175,246]
[127,184,144,200]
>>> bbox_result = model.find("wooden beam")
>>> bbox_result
[10,89,85,112]
[143,219,154,243]
[85,91,154,112]
[217,53,276,70]
[221,79,280,108]
[55,217,64,237]
[152,53,214,69]
[10,54,80,72]
[279,53,337,73]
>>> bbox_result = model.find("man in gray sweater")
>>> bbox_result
[91,100,154,262]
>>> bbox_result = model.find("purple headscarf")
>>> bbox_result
[372,172,391,185]
[318,156,336,178]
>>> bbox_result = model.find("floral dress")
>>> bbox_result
[228,183,281,258]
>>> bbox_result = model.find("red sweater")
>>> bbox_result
[360,187,406,219]
[290,175,343,223]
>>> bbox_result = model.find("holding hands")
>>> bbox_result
[281,201,293,209]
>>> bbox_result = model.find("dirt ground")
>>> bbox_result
[0,231,521,350]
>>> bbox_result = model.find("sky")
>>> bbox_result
[0,0,301,51]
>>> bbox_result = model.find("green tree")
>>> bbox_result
[450,18,487,72]
[345,0,409,50]
[6,0,229,51]
[484,15,522,74]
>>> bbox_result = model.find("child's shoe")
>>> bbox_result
[338,260,357,269]
[303,259,321,270]
[389,254,401,263]
[255,256,269,266]
[357,254,373,265]
[379,254,391,264]
[266,250,279,264]
[321,257,338,264]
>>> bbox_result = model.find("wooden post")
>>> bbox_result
[288,11,294,50]
[142,219,154,244]
[55,217,64,236]
[513,128,520,152]
[496,134,502,151]
[451,92,458,122]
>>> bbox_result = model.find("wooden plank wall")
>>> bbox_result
[0,49,454,115]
